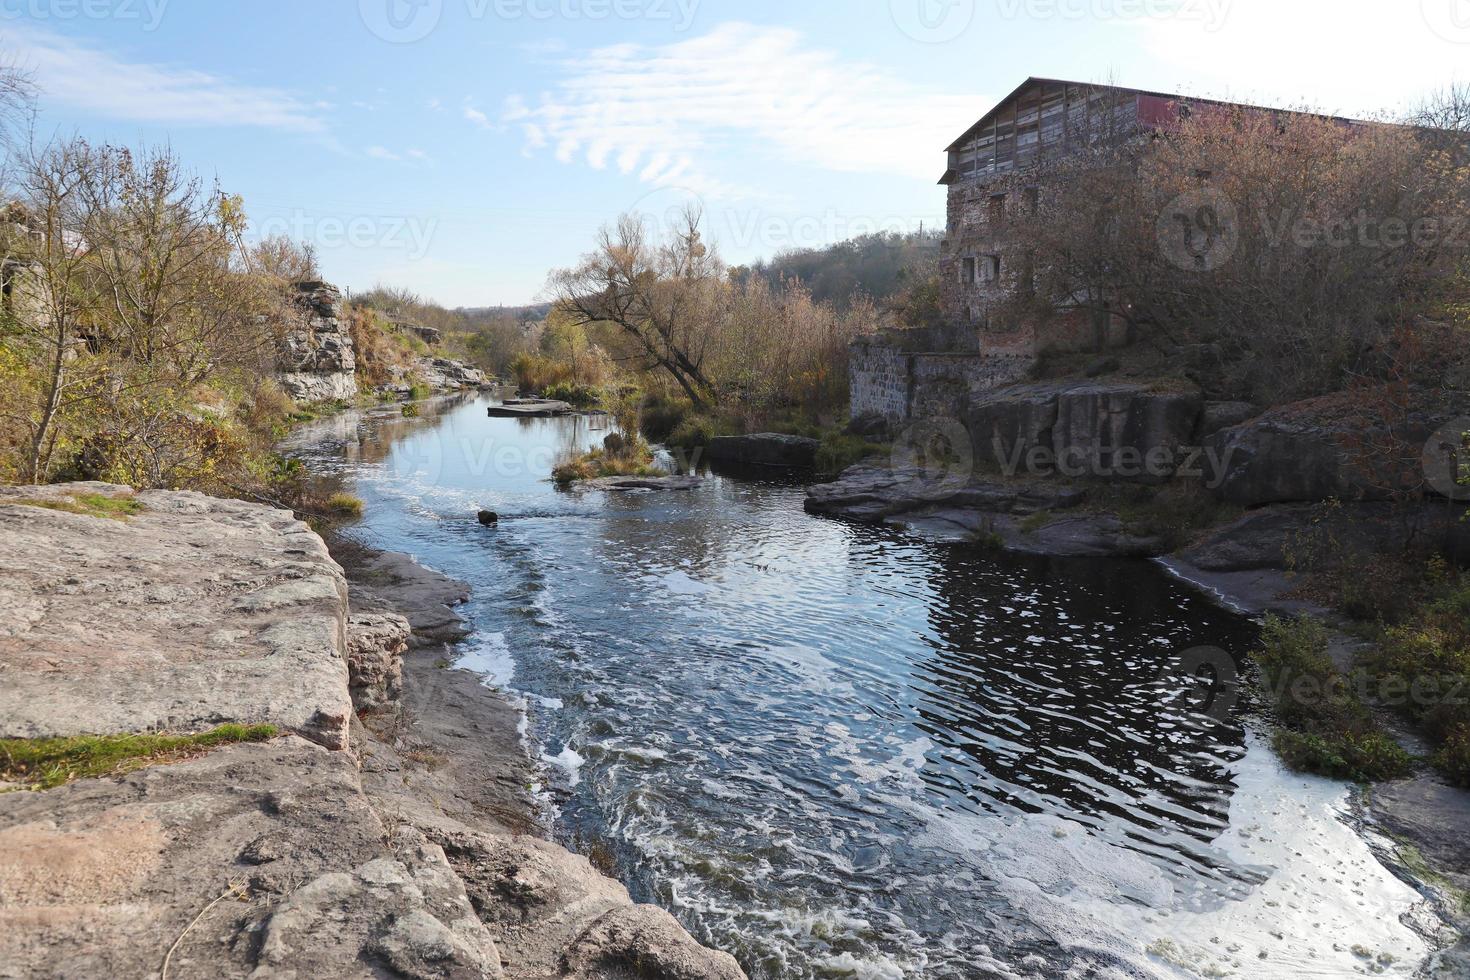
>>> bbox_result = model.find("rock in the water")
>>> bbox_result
[580,475,704,492]
[487,398,574,418]
[477,510,499,526]
[415,356,490,392]
[707,433,820,468]
[804,462,1086,523]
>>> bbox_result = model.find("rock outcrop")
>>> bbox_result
[278,280,359,405]
[0,482,352,750]
[707,433,821,469]
[1203,389,1469,507]
[347,612,411,711]
[416,356,491,392]
[0,483,747,980]
[964,380,1203,482]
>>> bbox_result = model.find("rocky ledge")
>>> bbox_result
[0,483,745,980]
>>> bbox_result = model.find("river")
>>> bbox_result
[284,392,1437,979]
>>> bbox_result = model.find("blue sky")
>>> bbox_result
[5,0,1468,307]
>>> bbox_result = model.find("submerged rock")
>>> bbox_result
[581,475,704,492]
[487,398,575,418]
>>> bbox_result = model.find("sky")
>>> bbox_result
[3,0,1467,308]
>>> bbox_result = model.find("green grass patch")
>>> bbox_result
[1252,616,1412,783]
[324,492,365,520]
[1018,511,1058,535]
[552,445,659,486]
[8,492,144,520]
[0,724,279,790]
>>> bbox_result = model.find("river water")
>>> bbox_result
[285,393,1438,979]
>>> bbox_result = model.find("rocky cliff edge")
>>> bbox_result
[0,483,745,980]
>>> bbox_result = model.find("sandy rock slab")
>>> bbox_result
[0,482,352,749]
[0,737,499,980]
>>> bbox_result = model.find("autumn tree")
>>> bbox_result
[548,207,722,409]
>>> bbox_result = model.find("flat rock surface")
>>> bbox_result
[0,482,352,749]
[487,399,574,418]
[806,463,1086,520]
[0,736,501,980]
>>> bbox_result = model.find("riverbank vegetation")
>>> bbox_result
[520,210,938,467]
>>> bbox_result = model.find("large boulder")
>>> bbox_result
[1206,391,1466,506]
[707,433,820,468]
[416,356,490,392]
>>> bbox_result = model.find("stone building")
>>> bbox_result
[851,77,1353,424]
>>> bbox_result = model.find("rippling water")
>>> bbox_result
[285,394,1436,979]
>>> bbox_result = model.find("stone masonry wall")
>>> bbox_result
[850,341,1033,424]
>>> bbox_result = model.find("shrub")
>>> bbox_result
[814,432,885,475]
[1273,729,1412,783]
[1434,726,1470,787]
[542,380,599,407]
[1252,615,1413,782]
[325,492,365,520]
[639,394,693,444]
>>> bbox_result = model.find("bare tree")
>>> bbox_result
[548,207,722,409]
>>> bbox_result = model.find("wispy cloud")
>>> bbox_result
[7,24,326,133]
[500,22,983,198]
[366,145,400,161]
[463,104,492,129]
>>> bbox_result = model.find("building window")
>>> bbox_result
[962,257,977,285]
[1024,187,1040,214]
[980,255,1002,282]
[988,193,1007,223]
